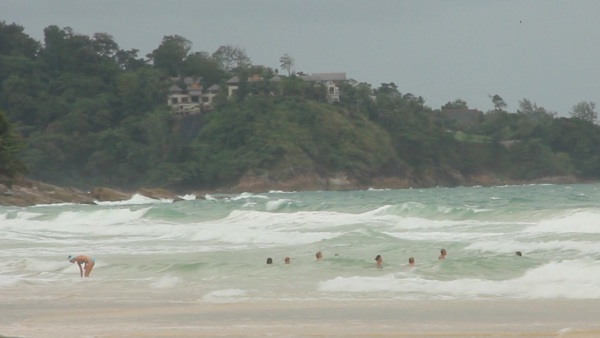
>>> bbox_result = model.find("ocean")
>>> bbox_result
[2,183,600,337]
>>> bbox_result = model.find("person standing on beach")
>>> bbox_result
[375,254,383,268]
[438,249,447,260]
[68,255,95,277]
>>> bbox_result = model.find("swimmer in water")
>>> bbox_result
[316,251,323,261]
[375,254,383,268]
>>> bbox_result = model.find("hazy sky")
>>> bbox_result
[2,0,599,115]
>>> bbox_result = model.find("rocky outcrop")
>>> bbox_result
[0,176,190,207]
[89,187,132,202]
[138,188,183,202]
[0,178,95,207]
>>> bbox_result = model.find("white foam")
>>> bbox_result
[385,231,498,242]
[95,193,173,205]
[151,275,181,288]
[52,207,150,227]
[231,192,269,201]
[204,194,218,201]
[0,207,193,242]
[0,275,21,287]
[190,223,337,246]
[318,259,600,299]
[266,199,293,211]
[523,209,600,234]
[179,194,197,200]
[201,289,247,303]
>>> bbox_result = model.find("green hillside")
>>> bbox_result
[1,21,600,192]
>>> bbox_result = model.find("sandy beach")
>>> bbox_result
[2,296,600,338]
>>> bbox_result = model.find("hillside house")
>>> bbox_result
[226,76,240,97]
[167,72,348,115]
[167,77,204,115]
[298,72,347,103]
[203,84,220,106]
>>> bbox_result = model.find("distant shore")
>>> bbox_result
[0,174,592,207]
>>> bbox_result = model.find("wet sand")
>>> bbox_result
[2,296,600,337]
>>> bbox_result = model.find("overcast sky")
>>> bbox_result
[2,0,599,115]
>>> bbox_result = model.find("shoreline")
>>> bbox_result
[3,298,600,337]
[1,174,593,207]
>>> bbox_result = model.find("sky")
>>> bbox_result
[2,0,599,115]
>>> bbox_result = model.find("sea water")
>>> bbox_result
[2,183,600,305]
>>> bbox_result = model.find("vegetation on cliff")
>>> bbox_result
[1,21,600,193]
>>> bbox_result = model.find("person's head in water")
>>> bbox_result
[266,257,273,264]
[408,257,415,266]
[284,256,291,264]
[439,248,447,260]
[315,251,322,261]
[375,254,383,267]
[515,251,522,257]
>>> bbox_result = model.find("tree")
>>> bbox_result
[535,117,600,177]
[570,101,597,124]
[183,51,226,86]
[0,21,40,58]
[279,74,311,98]
[507,139,565,180]
[147,35,191,77]
[517,99,555,124]
[38,26,119,78]
[490,94,506,111]
[0,109,27,179]
[279,53,294,75]
[375,82,400,96]
[441,99,468,110]
[211,45,251,72]
[115,67,167,117]
[115,48,147,71]
[338,82,373,112]
[91,32,119,58]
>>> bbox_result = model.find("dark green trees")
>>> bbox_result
[2,21,600,191]
[0,109,27,180]
[147,35,191,77]
[570,101,597,124]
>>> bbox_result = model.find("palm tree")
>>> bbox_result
[279,54,294,76]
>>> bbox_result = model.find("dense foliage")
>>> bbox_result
[1,21,599,191]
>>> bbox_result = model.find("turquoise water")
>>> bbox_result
[2,183,600,301]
